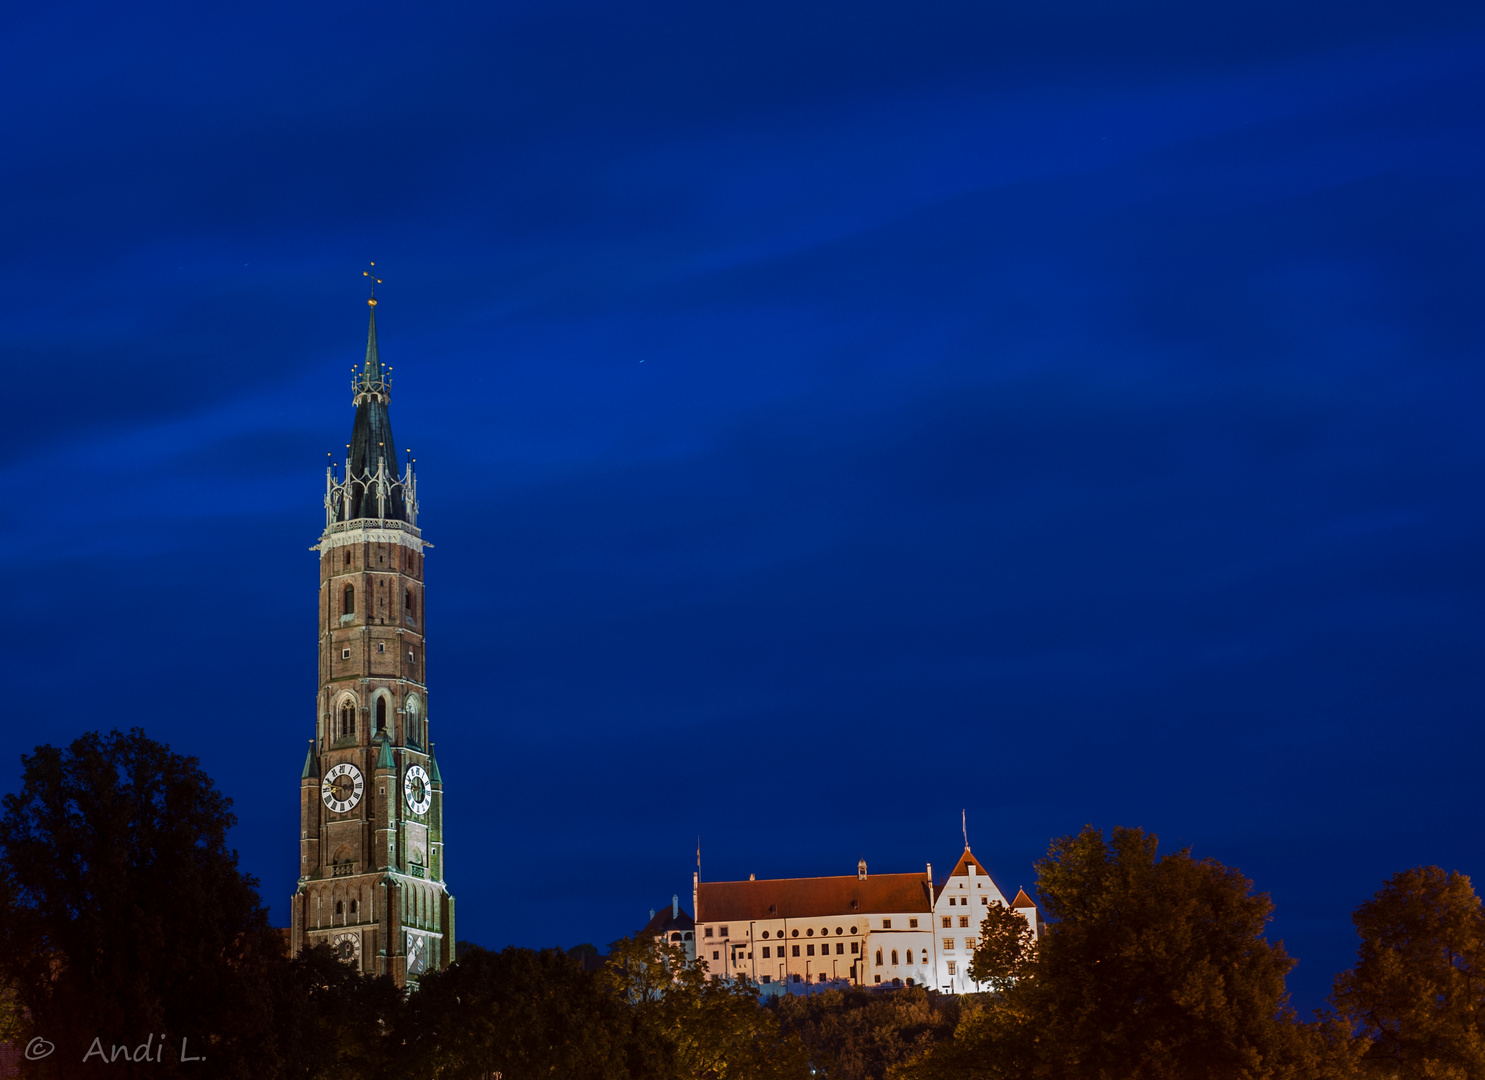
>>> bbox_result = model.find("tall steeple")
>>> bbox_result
[292,282,452,987]
[325,289,417,527]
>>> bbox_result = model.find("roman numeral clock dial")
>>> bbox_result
[321,762,364,813]
[403,764,432,815]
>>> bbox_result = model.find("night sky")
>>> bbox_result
[3,0,1483,1012]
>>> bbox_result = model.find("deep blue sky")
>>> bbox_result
[3,0,1483,1011]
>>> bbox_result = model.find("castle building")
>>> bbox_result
[289,293,454,986]
[694,848,1038,996]
[641,895,697,962]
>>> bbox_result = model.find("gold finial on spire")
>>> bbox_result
[363,261,381,307]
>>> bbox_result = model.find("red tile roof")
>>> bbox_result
[943,847,989,880]
[1010,888,1036,909]
[697,873,932,923]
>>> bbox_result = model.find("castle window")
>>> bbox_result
[761,975,771,984]
[836,943,844,954]
[350,900,358,915]
[376,697,387,732]
[850,943,858,954]
[959,916,970,928]
[943,938,955,951]
[882,919,892,929]
[806,928,813,937]
[343,585,355,615]
[720,926,729,937]
[947,961,957,976]
[377,642,385,653]
[405,589,412,611]
[805,945,814,956]
[818,973,827,983]
[982,896,989,905]
[341,648,351,660]
[942,917,951,929]
[909,919,918,928]
[906,950,914,964]
[339,701,356,736]
[792,945,800,957]
[704,928,713,937]
[762,947,770,959]
[875,949,883,966]
[335,901,343,915]
[792,929,799,937]
[344,549,351,567]
[949,897,956,906]
[712,951,719,960]
[891,950,898,965]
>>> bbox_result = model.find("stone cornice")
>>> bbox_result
[313,519,427,553]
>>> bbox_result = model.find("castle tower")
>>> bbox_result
[290,294,454,986]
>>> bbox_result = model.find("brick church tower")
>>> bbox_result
[290,291,454,985]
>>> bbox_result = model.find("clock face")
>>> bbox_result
[333,932,361,964]
[321,762,365,813]
[403,764,432,815]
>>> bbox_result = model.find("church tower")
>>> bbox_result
[290,291,454,986]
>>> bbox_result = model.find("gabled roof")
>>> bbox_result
[943,846,989,880]
[1010,888,1036,909]
[697,873,932,923]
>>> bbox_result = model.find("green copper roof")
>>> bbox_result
[428,743,442,783]
[377,736,395,771]
[360,303,384,391]
[300,740,317,780]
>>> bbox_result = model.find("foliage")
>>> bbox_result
[1331,866,1485,1078]
[603,933,812,1080]
[771,984,963,1080]
[901,825,1307,1080]
[0,728,287,1079]
[271,944,402,1080]
[968,902,1037,991]
[397,943,670,1080]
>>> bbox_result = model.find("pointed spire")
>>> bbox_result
[360,302,383,392]
[376,735,395,771]
[301,740,318,779]
[428,743,442,783]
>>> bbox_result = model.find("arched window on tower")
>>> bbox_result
[376,697,387,732]
[339,700,356,737]
[343,584,355,615]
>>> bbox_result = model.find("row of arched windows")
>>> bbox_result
[875,949,917,966]
[332,694,423,743]
[342,583,419,619]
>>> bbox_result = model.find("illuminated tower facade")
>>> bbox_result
[289,294,454,986]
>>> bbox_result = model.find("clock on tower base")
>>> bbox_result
[289,296,455,986]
